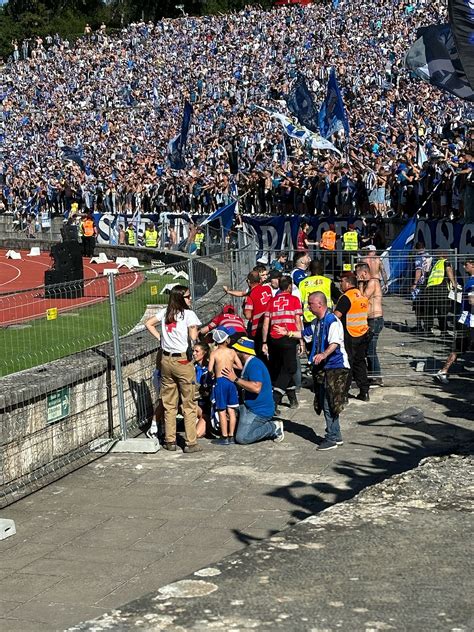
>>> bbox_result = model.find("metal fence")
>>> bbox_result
[206,244,471,380]
[0,256,219,507]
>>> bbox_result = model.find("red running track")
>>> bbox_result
[0,250,144,326]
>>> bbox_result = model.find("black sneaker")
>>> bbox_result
[356,391,370,401]
[317,440,338,451]
[335,440,344,446]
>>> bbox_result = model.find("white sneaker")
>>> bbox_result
[273,420,285,443]
[435,371,449,385]
[146,429,158,439]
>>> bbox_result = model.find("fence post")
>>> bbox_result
[188,257,196,303]
[108,272,128,441]
[453,248,458,341]
[102,273,160,454]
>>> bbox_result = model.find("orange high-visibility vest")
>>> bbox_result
[81,219,94,237]
[345,288,369,337]
[320,230,336,251]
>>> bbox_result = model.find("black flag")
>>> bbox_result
[405,24,474,102]
[448,0,474,90]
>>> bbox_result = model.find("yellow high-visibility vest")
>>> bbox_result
[126,228,136,245]
[426,259,446,287]
[145,229,158,247]
[343,230,358,251]
[299,275,332,322]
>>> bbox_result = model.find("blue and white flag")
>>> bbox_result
[199,200,237,235]
[167,101,193,170]
[381,216,418,292]
[286,72,319,133]
[61,146,86,172]
[256,106,342,156]
[416,141,428,168]
[319,68,350,139]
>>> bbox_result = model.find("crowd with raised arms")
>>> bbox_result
[1,0,472,227]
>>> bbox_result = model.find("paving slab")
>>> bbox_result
[68,453,474,632]
[0,375,472,631]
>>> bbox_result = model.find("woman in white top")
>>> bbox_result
[145,285,202,453]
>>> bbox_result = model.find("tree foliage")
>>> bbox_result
[0,0,274,60]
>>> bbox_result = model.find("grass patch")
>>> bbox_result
[0,275,178,376]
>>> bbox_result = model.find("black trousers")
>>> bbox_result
[269,337,298,394]
[422,285,450,332]
[82,236,95,257]
[344,332,369,394]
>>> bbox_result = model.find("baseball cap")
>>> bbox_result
[212,327,230,344]
[365,245,377,251]
[232,337,256,356]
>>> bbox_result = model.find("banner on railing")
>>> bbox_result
[93,213,474,254]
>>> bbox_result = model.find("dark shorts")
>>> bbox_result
[214,376,239,411]
[453,327,473,354]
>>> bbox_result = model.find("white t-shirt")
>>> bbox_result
[155,308,201,353]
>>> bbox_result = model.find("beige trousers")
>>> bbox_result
[160,354,197,446]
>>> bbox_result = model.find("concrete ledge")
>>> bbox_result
[67,454,473,632]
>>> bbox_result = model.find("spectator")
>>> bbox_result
[145,285,202,453]
[221,338,283,445]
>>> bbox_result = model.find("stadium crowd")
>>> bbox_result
[1,0,473,226]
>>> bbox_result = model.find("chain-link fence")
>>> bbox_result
[348,249,470,378]
[0,255,222,507]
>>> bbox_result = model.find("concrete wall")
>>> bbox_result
[0,245,230,507]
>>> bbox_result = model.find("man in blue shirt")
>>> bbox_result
[276,291,350,450]
[221,337,283,445]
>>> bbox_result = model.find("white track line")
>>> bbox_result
[0,262,22,287]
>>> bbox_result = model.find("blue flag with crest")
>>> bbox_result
[286,72,319,133]
[168,102,193,170]
[318,68,350,139]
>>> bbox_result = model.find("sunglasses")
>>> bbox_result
[184,294,192,299]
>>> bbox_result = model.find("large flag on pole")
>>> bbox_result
[286,72,319,133]
[381,216,418,292]
[319,68,350,139]
[319,68,349,138]
[199,200,237,236]
[448,0,474,91]
[167,101,193,170]
[405,24,474,102]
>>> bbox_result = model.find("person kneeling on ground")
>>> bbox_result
[221,338,284,445]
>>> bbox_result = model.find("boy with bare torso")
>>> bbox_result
[209,328,243,445]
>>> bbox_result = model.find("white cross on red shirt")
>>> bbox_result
[272,295,291,311]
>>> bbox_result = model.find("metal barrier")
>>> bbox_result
[0,255,222,507]
[348,249,470,378]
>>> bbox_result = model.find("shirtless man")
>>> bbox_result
[209,328,243,445]
[356,262,384,386]
[362,246,388,293]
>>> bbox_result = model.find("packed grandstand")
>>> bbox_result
[0,0,472,223]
